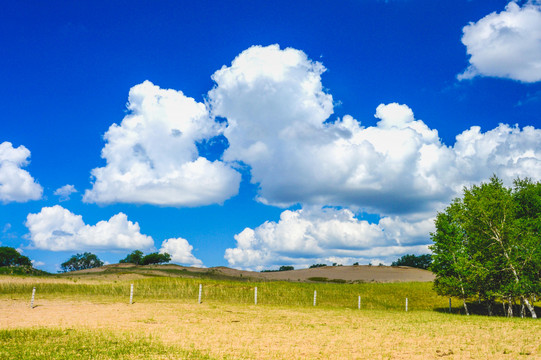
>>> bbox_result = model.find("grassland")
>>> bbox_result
[1,270,540,359]
[0,274,447,310]
[0,328,217,360]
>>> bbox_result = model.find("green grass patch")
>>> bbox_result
[0,275,449,311]
[0,328,218,360]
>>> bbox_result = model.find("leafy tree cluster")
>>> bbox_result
[430,176,540,318]
[61,252,104,272]
[309,263,327,268]
[119,250,171,265]
[391,254,432,270]
[0,246,32,267]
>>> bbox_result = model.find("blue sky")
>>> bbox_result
[1,0,540,272]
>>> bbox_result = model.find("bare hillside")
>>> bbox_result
[68,264,434,283]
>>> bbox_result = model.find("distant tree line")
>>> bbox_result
[430,176,540,318]
[261,265,294,272]
[59,250,172,273]
[61,252,104,272]
[119,250,171,266]
[391,254,432,270]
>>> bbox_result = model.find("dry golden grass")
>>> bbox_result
[2,298,540,359]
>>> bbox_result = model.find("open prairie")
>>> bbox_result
[1,268,540,359]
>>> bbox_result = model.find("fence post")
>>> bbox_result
[449,298,452,313]
[313,290,317,306]
[405,297,408,312]
[358,295,361,310]
[30,287,36,308]
[254,287,258,305]
[129,284,134,305]
[198,284,202,304]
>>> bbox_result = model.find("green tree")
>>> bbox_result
[119,250,144,265]
[0,246,32,267]
[391,254,432,270]
[431,176,540,318]
[141,252,171,265]
[61,252,104,272]
[430,200,476,315]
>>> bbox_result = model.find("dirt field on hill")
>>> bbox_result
[72,264,435,283]
[226,265,435,282]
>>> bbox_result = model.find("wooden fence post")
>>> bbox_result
[198,284,202,304]
[405,297,408,312]
[358,296,361,310]
[313,290,317,306]
[129,284,134,305]
[254,287,258,305]
[30,287,36,308]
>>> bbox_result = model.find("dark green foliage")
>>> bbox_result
[0,247,32,267]
[141,252,171,265]
[119,250,144,265]
[119,250,171,265]
[430,176,541,318]
[261,265,295,272]
[391,254,432,270]
[60,252,104,272]
[278,265,294,271]
[309,263,327,268]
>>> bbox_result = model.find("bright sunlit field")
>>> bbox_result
[1,275,540,359]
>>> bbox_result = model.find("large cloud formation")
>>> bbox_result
[26,205,154,251]
[0,142,42,203]
[211,45,540,268]
[458,1,541,82]
[84,81,241,206]
[210,45,541,217]
[225,207,433,270]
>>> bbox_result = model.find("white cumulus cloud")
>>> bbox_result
[159,237,203,267]
[225,207,433,270]
[458,1,541,82]
[25,205,154,251]
[209,45,541,217]
[31,260,45,267]
[211,44,541,269]
[54,184,77,201]
[0,142,42,203]
[84,80,241,206]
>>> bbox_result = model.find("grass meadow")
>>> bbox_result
[1,274,540,359]
[0,275,447,310]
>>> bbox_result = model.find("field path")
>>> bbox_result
[1,298,539,359]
